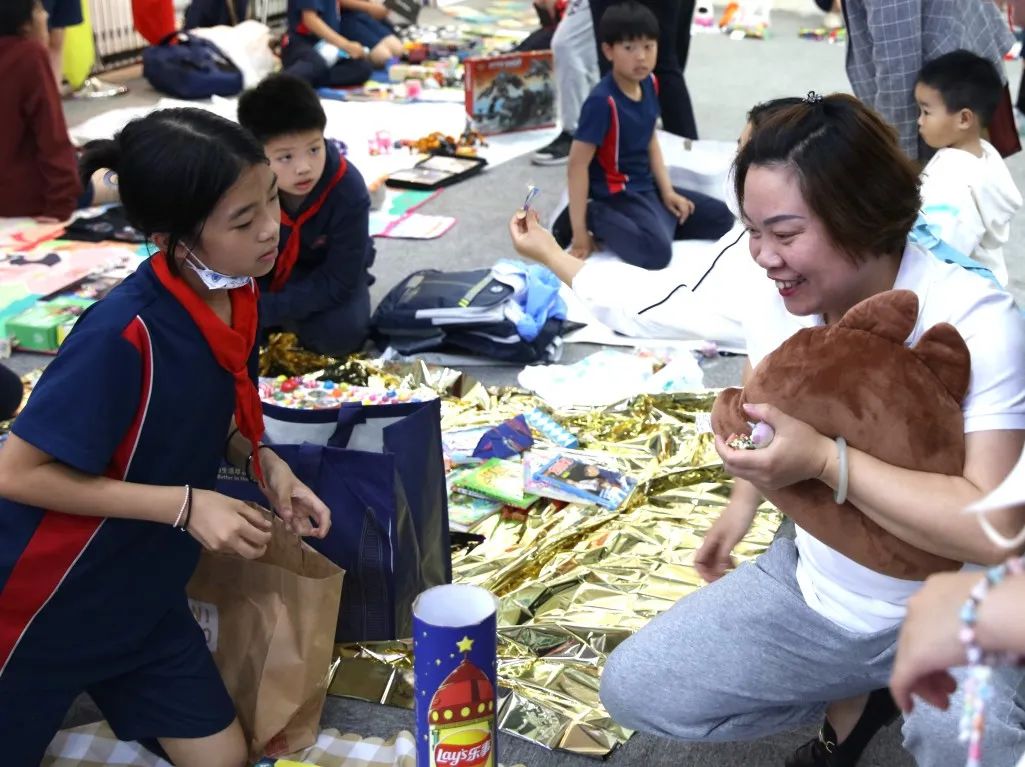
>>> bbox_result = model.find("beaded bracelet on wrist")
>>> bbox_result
[958,556,1025,767]
[173,484,192,531]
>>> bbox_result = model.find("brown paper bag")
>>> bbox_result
[187,512,344,761]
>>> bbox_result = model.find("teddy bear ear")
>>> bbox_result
[911,323,971,403]
[711,387,746,437]
[837,289,918,345]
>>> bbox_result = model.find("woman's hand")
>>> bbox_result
[260,450,332,538]
[693,500,758,583]
[188,490,274,559]
[714,403,833,490]
[508,209,560,265]
[662,190,695,222]
[890,571,977,713]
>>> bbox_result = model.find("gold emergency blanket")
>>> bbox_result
[318,374,781,759]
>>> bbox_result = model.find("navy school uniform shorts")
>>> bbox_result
[43,0,84,29]
[0,600,236,765]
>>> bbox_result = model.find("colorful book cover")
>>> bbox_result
[452,458,538,509]
[443,427,490,465]
[523,452,587,505]
[532,453,637,510]
[447,492,503,533]
[464,50,555,135]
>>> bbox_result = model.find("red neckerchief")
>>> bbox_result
[151,252,266,483]
[273,157,348,292]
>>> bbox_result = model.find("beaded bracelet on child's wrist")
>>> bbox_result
[957,555,1025,767]
[172,484,193,532]
[960,556,1025,666]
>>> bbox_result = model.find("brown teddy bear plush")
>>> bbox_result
[711,289,969,580]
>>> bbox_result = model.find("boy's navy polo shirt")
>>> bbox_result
[574,73,661,199]
[259,139,376,327]
[0,259,257,680]
[288,0,340,39]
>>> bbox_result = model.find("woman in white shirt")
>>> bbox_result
[509,92,1025,767]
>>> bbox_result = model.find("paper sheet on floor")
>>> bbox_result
[517,348,705,408]
[0,240,142,336]
[44,721,525,767]
[558,230,757,354]
[368,188,455,239]
[69,96,562,183]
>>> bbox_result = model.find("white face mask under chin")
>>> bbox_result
[183,247,252,290]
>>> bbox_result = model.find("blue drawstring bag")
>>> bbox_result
[142,32,243,99]
[217,398,451,642]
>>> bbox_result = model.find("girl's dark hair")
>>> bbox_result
[79,109,268,269]
[598,1,659,46]
[734,93,921,261]
[0,0,37,37]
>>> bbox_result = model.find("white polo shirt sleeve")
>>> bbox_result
[919,262,1025,433]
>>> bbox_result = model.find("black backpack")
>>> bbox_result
[372,268,565,363]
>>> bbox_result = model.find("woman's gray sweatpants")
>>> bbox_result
[599,537,1025,766]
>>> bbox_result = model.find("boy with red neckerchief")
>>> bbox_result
[238,73,376,357]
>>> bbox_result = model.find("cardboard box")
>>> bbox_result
[464,50,555,135]
[8,296,95,352]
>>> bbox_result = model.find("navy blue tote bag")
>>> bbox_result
[218,398,451,642]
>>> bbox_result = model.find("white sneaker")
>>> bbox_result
[68,77,129,100]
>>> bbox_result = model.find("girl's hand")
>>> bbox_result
[663,191,695,222]
[508,209,559,264]
[890,571,977,713]
[188,490,274,559]
[714,403,833,490]
[693,500,757,583]
[261,450,332,538]
[367,2,389,20]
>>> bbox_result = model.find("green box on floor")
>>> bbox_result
[8,296,95,352]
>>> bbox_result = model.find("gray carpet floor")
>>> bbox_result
[42,4,1025,765]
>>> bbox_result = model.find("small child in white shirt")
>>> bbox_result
[913,49,1022,286]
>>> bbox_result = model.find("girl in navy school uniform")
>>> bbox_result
[0,108,331,767]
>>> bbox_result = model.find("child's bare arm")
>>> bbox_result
[649,132,674,198]
[649,133,694,221]
[300,9,365,57]
[0,433,273,557]
[568,140,597,257]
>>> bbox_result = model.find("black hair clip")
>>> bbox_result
[804,91,824,104]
